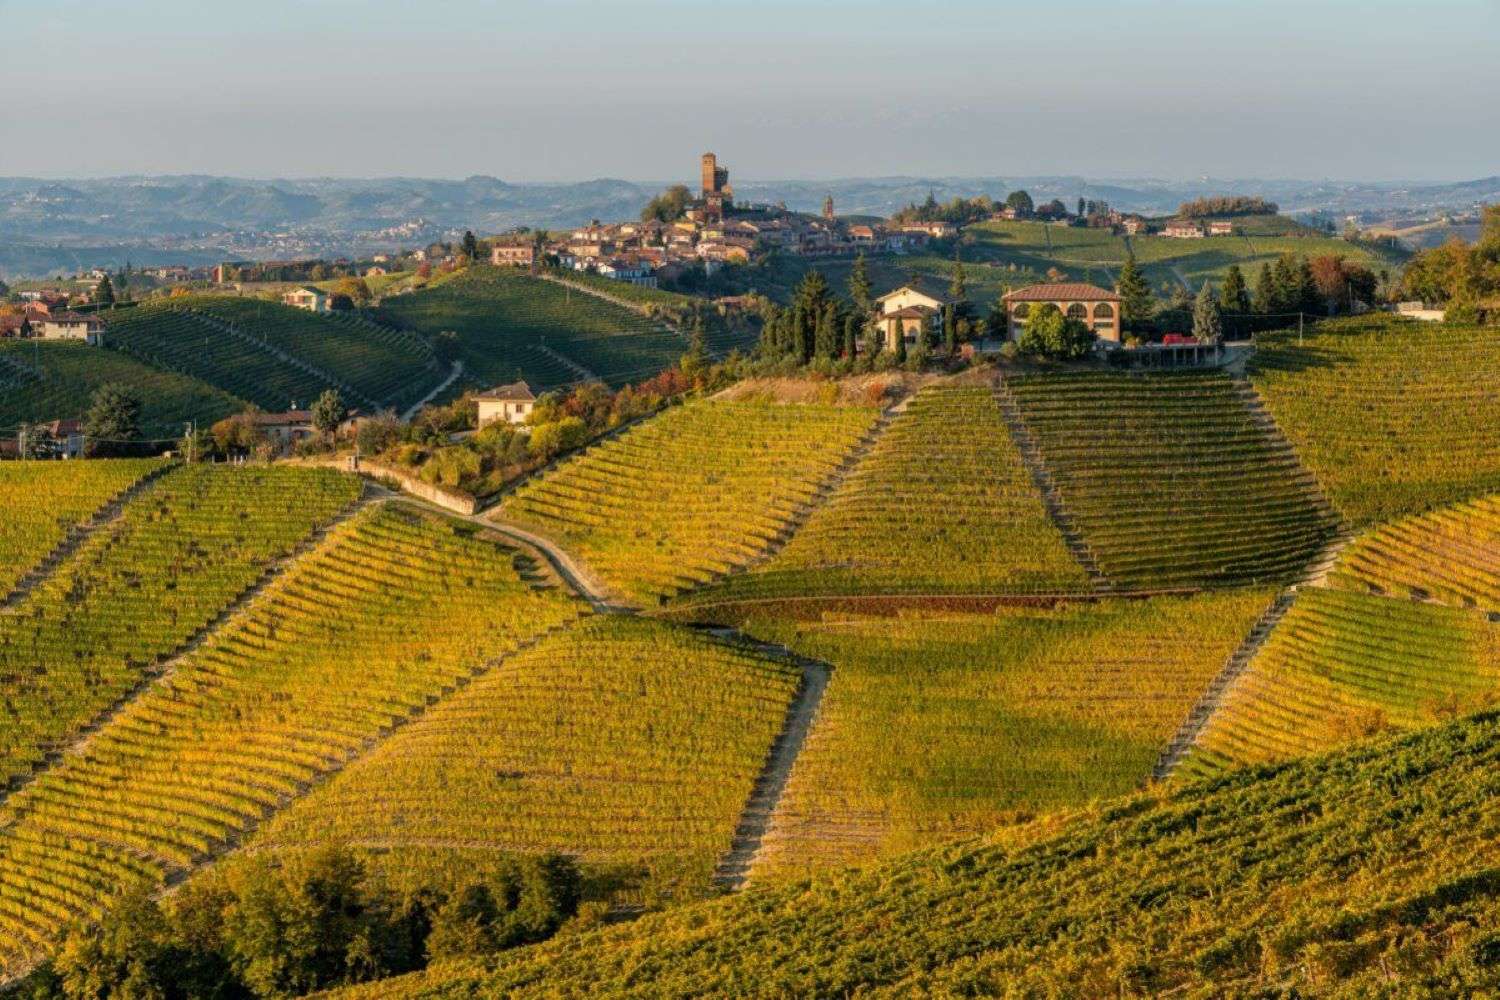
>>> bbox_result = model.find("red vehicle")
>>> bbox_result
[1161,333,1199,346]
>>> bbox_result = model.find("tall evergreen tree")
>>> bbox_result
[842,313,858,359]
[95,272,115,306]
[1193,281,1224,344]
[83,383,141,457]
[848,253,872,316]
[462,230,479,260]
[1115,253,1152,327]
[1252,262,1276,314]
[950,252,967,301]
[815,302,840,360]
[1219,264,1250,313]
[942,305,958,355]
[1295,256,1320,313]
[893,320,907,364]
[864,316,883,359]
[1077,197,1086,219]
[1270,254,1299,313]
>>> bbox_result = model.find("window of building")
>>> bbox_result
[1011,303,1030,319]
[1094,303,1115,319]
[1066,303,1088,320]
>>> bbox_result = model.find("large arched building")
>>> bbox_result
[1002,283,1122,343]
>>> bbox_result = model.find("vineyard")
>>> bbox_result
[0,503,582,975]
[248,615,801,902]
[0,464,360,789]
[326,712,1500,999]
[176,297,439,409]
[1248,316,1500,526]
[1329,494,1500,612]
[0,340,245,435]
[374,266,691,392]
[1180,587,1500,777]
[1005,370,1338,590]
[736,590,1273,875]
[681,385,1090,604]
[0,459,161,596]
[497,398,881,605]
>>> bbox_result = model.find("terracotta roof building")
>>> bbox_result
[1001,283,1122,342]
[476,381,536,427]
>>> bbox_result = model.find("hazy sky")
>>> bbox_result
[3,0,1497,182]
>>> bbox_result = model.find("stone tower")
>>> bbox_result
[823,194,834,220]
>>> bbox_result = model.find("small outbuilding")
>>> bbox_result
[476,381,537,427]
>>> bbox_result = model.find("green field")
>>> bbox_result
[736,590,1272,875]
[681,384,1089,605]
[1248,316,1500,526]
[248,615,800,903]
[497,398,881,606]
[324,710,1500,999]
[1182,587,1499,778]
[374,266,692,393]
[1007,370,1338,590]
[0,503,582,975]
[0,340,246,436]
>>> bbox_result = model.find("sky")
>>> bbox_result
[2,0,1498,182]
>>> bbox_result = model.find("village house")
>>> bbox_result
[475,381,536,427]
[1001,283,1123,343]
[38,312,106,345]
[251,410,316,446]
[1162,220,1205,238]
[0,315,32,338]
[900,221,958,239]
[873,281,955,352]
[491,244,536,268]
[1121,216,1146,235]
[1207,220,1235,236]
[281,286,331,313]
[596,257,658,287]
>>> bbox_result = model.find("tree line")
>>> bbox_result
[1399,204,1500,319]
[1177,196,1278,218]
[18,847,581,1000]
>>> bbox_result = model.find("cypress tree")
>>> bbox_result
[1295,256,1320,313]
[893,320,907,364]
[815,302,839,360]
[864,316,883,359]
[1271,254,1298,313]
[1115,253,1151,327]
[1193,281,1224,344]
[1220,264,1250,313]
[949,252,967,301]
[943,305,958,355]
[842,313,858,358]
[1252,262,1276,314]
[848,253,872,316]
[95,273,115,306]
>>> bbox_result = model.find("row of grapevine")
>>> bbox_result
[0,503,583,975]
[497,398,881,605]
[182,297,438,407]
[321,712,1500,999]
[1007,370,1338,590]
[0,459,161,596]
[683,385,1090,605]
[0,464,361,788]
[1180,586,1500,778]
[1329,493,1500,612]
[249,615,801,902]
[0,341,245,435]
[738,590,1274,876]
[1248,316,1500,526]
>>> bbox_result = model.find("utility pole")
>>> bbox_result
[1298,312,1304,347]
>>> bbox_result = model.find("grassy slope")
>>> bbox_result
[0,340,246,435]
[323,712,1500,998]
[1248,316,1500,527]
[734,591,1272,875]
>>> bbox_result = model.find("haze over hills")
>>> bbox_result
[3,172,1497,278]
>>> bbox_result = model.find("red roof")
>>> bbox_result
[1002,283,1121,302]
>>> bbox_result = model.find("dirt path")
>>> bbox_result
[400,360,464,421]
[700,627,833,890]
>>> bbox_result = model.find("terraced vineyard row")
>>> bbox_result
[739,590,1273,875]
[683,385,1090,604]
[182,297,439,408]
[1330,494,1500,612]
[374,266,688,391]
[102,305,333,412]
[0,459,161,596]
[0,503,583,976]
[1248,316,1500,526]
[1006,370,1337,590]
[0,340,245,435]
[1180,587,1500,778]
[250,615,801,901]
[0,465,360,788]
[498,398,882,605]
